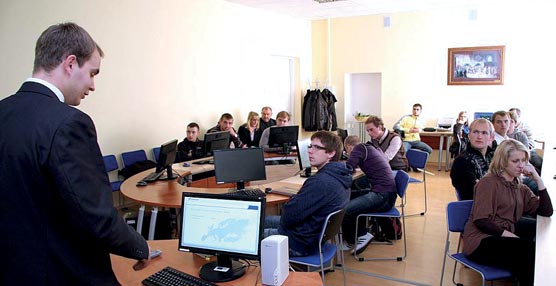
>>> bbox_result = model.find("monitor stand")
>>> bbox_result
[300,167,313,178]
[199,255,246,282]
[158,165,178,181]
[277,143,292,155]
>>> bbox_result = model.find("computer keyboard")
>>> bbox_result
[142,266,216,286]
[192,159,214,165]
[142,171,163,182]
[226,188,266,197]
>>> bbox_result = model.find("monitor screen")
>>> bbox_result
[204,131,231,156]
[213,147,266,190]
[155,139,178,180]
[268,125,299,154]
[296,138,313,177]
[178,192,266,282]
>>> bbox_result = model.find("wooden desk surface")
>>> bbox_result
[419,130,452,137]
[120,163,363,209]
[120,163,301,208]
[111,240,323,286]
[535,142,556,285]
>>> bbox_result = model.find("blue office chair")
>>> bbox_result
[440,200,512,285]
[102,155,124,206]
[353,170,409,262]
[289,208,347,286]
[152,147,161,162]
[405,149,430,216]
[121,149,148,168]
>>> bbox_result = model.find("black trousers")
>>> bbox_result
[468,235,535,286]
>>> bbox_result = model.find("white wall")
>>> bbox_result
[0,0,312,158]
[317,0,555,141]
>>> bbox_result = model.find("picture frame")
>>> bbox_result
[447,46,505,85]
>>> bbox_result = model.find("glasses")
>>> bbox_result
[307,144,327,151]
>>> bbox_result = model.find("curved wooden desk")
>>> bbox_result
[111,239,322,286]
[120,162,301,239]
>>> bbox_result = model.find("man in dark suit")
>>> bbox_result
[0,23,149,286]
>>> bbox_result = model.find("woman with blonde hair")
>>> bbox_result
[238,111,262,147]
[463,139,552,286]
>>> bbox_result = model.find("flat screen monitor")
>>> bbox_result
[296,138,313,177]
[155,139,178,180]
[337,128,348,143]
[268,125,299,154]
[213,147,266,190]
[474,112,493,121]
[178,192,266,282]
[204,131,231,156]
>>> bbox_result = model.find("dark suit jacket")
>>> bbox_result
[238,124,262,147]
[0,82,148,286]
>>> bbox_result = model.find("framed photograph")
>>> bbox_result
[447,46,505,85]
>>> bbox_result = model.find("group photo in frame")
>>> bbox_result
[447,45,505,85]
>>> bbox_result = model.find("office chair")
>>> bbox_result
[440,200,512,286]
[121,149,148,168]
[102,154,124,206]
[289,208,347,286]
[353,170,409,262]
[152,147,161,162]
[405,149,430,216]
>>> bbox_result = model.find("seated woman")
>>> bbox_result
[238,111,262,147]
[463,139,553,286]
[342,135,397,255]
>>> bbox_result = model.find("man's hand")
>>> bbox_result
[133,245,152,271]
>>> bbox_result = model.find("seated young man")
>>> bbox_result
[342,135,397,254]
[207,113,244,148]
[175,122,205,162]
[263,131,351,256]
[450,118,495,200]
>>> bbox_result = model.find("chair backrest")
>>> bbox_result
[103,155,119,172]
[121,149,148,168]
[446,200,473,233]
[152,147,161,162]
[394,170,410,199]
[337,128,348,143]
[406,149,428,169]
[320,208,346,244]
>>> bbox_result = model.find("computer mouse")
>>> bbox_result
[264,187,272,194]
[183,162,190,167]
[136,181,148,186]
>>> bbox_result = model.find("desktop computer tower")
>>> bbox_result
[261,235,289,286]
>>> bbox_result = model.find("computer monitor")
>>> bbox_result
[296,138,313,177]
[213,147,266,190]
[178,192,266,282]
[268,125,299,154]
[155,139,178,180]
[203,131,231,156]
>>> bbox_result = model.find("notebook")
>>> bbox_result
[269,186,300,197]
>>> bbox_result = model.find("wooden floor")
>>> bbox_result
[325,164,515,286]
[115,163,516,285]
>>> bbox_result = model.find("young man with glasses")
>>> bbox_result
[263,131,351,257]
